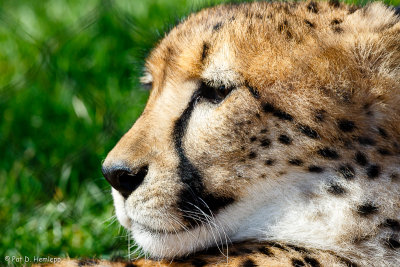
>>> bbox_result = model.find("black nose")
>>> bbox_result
[102,164,148,198]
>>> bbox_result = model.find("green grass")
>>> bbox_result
[1,0,399,265]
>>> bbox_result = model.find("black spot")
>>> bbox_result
[307,1,319,13]
[288,158,303,166]
[273,110,293,121]
[292,258,305,267]
[355,152,368,166]
[384,219,400,231]
[329,0,340,8]
[304,256,321,267]
[386,235,400,249]
[278,134,292,145]
[315,109,326,122]
[265,159,275,166]
[327,182,346,195]
[241,258,257,267]
[78,259,99,266]
[213,22,223,31]
[201,43,209,63]
[260,138,271,147]
[308,165,324,173]
[287,244,310,253]
[124,264,138,267]
[331,19,342,25]
[357,137,376,146]
[250,136,257,142]
[317,147,340,160]
[332,26,343,33]
[338,119,356,132]
[378,127,388,138]
[298,124,320,139]
[357,203,378,216]
[395,6,400,16]
[267,242,289,251]
[174,90,234,225]
[191,258,207,267]
[366,164,380,179]
[248,152,257,159]
[246,83,260,99]
[258,246,273,256]
[377,148,391,156]
[304,19,315,28]
[348,5,360,14]
[338,164,355,180]
[262,102,276,113]
[260,128,268,134]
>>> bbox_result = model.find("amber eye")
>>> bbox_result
[199,81,232,104]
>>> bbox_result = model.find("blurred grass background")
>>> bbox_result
[1,0,399,264]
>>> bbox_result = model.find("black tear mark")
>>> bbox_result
[201,43,209,63]
[304,256,321,267]
[355,151,368,166]
[338,119,356,132]
[357,203,378,216]
[318,147,340,160]
[357,136,376,146]
[327,182,346,195]
[262,102,276,113]
[304,19,315,28]
[241,258,257,267]
[213,22,223,31]
[298,124,320,139]
[246,83,260,99]
[338,164,355,180]
[308,165,324,173]
[262,102,293,121]
[288,158,303,166]
[273,110,293,121]
[384,219,400,231]
[292,258,305,267]
[260,138,271,147]
[307,1,319,13]
[366,164,380,179]
[279,134,292,145]
[173,90,234,225]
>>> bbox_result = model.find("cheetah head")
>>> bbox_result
[102,2,400,259]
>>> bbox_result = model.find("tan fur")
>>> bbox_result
[52,1,400,266]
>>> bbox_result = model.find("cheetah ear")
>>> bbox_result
[394,6,400,16]
[140,70,153,90]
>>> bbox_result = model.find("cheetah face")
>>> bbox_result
[102,1,400,260]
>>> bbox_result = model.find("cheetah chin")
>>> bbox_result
[102,1,400,265]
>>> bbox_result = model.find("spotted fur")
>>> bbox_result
[73,1,400,266]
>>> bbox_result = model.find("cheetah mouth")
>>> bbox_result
[132,220,188,235]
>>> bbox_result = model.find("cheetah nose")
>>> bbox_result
[102,163,148,198]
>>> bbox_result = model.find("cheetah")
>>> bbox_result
[50,1,400,266]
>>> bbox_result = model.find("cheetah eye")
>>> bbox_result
[198,81,233,104]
